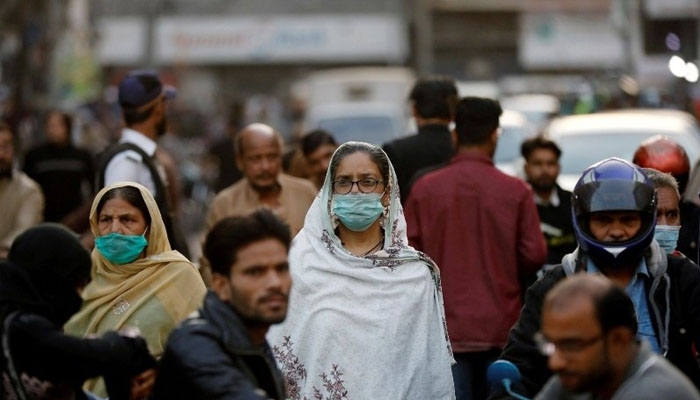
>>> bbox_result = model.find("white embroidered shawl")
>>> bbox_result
[267,142,455,400]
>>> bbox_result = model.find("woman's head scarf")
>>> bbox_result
[66,181,205,341]
[315,141,422,264]
[0,224,91,326]
[267,142,455,399]
[65,182,206,396]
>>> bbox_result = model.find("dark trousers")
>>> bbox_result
[452,349,502,400]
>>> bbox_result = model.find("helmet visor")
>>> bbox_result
[575,179,655,214]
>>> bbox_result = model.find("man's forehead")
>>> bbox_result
[233,238,288,267]
[530,147,558,160]
[542,295,599,332]
[240,130,280,153]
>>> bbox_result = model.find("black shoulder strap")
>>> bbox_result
[95,142,188,254]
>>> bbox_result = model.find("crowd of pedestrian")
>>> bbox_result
[2,69,700,400]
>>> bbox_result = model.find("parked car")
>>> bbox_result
[500,94,560,131]
[544,109,700,191]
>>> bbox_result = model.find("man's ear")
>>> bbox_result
[211,272,230,302]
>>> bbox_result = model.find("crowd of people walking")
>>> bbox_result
[2,70,700,400]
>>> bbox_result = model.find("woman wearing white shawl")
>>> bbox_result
[267,141,455,399]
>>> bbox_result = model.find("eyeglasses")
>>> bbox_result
[533,332,602,357]
[332,178,384,194]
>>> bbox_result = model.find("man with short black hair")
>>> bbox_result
[406,97,546,400]
[153,209,291,400]
[383,75,457,203]
[521,136,576,266]
[300,129,337,188]
[535,274,700,400]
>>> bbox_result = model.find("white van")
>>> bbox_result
[300,67,415,145]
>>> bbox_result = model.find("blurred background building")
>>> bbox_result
[1,0,699,135]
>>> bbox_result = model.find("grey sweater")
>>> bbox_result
[535,341,700,400]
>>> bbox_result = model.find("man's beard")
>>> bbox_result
[529,177,556,193]
[228,285,288,326]
[569,351,614,394]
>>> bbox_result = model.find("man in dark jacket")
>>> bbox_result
[490,158,700,399]
[153,209,291,400]
[521,136,576,266]
[382,75,458,203]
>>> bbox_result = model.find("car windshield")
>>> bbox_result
[317,116,396,145]
[557,131,700,175]
[494,126,529,164]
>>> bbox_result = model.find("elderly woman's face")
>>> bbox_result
[333,152,386,196]
[98,197,148,236]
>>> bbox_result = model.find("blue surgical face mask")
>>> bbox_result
[332,193,385,232]
[95,229,148,265]
[654,225,681,255]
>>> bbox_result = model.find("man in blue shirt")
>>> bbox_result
[490,158,700,399]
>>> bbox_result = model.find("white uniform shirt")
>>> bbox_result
[103,128,159,196]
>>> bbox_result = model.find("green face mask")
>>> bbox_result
[95,231,148,264]
[332,193,384,232]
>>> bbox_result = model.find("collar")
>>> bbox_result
[587,257,649,280]
[534,189,561,207]
[201,291,263,353]
[451,151,493,166]
[120,128,157,157]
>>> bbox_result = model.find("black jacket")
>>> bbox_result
[489,243,700,399]
[153,292,285,400]
[382,123,453,203]
[679,200,700,263]
[535,185,576,265]
[2,311,155,400]
[0,250,154,400]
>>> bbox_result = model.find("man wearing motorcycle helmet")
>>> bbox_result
[633,135,700,263]
[488,157,700,399]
